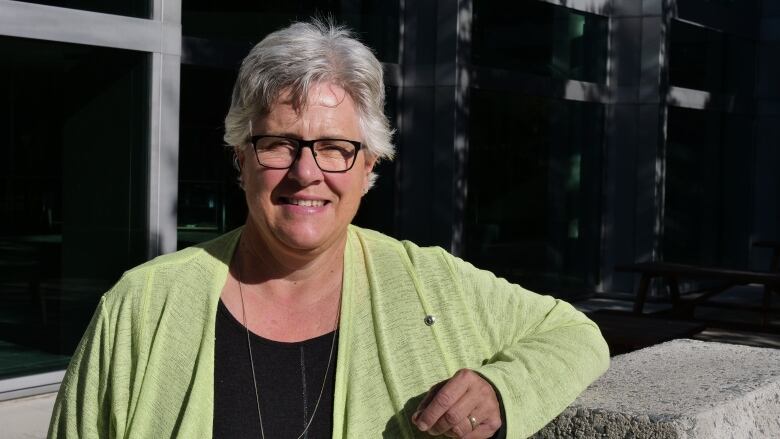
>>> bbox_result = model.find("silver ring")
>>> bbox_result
[468,416,478,431]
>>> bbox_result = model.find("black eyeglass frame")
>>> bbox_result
[249,135,363,173]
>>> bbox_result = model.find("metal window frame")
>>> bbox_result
[0,371,65,402]
[0,0,181,397]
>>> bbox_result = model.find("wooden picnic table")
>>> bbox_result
[615,261,780,326]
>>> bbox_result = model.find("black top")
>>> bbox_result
[213,300,337,439]
[214,300,506,439]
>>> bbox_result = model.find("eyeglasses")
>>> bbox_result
[249,135,362,173]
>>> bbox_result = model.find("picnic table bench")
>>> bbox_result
[615,261,780,325]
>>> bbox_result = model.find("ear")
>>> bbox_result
[233,146,247,190]
[364,154,376,176]
[234,146,246,169]
[362,155,377,195]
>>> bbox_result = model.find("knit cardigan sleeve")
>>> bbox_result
[440,250,610,438]
[47,295,114,438]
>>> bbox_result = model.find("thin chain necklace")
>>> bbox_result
[236,252,340,439]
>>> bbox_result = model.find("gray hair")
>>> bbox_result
[224,19,395,188]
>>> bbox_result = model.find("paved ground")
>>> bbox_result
[0,393,54,439]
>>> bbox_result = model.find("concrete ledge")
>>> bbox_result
[534,339,780,438]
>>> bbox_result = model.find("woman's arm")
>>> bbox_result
[48,296,113,438]
[433,251,610,438]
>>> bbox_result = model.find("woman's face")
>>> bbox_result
[240,82,375,255]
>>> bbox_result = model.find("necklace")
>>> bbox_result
[236,254,340,439]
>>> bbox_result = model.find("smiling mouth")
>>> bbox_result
[280,197,328,207]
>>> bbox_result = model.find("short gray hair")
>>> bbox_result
[224,19,394,187]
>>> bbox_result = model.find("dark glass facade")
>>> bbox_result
[351,86,398,237]
[182,0,399,63]
[669,19,756,95]
[465,91,604,292]
[664,106,753,268]
[472,0,608,83]
[0,37,149,379]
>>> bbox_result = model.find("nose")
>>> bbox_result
[287,145,323,185]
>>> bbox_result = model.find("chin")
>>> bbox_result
[273,225,342,252]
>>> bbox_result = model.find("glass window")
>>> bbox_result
[0,37,149,379]
[676,0,759,25]
[177,65,246,249]
[14,0,149,19]
[472,1,608,83]
[465,90,604,293]
[352,86,397,236]
[182,0,400,64]
[669,19,756,95]
[664,106,753,268]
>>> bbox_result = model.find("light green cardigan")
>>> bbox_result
[48,226,609,438]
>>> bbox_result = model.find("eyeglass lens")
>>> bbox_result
[254,136,357,171]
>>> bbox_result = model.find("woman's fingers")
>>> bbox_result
[412,369,502,438]
[462,421,503,439]
[456,389,502,439]
[443,415,477,438]
[435,388,479,437]
[414,372,469,433]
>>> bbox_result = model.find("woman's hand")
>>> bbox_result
[411,369,502,438]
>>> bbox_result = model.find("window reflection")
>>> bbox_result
[0,37,148,379]
[177,65,246,248]
[669,19,755,95]
[472,0,608,83]
[664,107,752,268]
[465,90,604,292]
[182,0,399,63]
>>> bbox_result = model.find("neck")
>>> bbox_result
[234,221,346,304]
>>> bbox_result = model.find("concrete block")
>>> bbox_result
[534,339,780,438]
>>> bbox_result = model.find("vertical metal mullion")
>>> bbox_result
[147,51,181,258]
[152,0,162,19]
[148,52,163,258]
[147,0,182,257]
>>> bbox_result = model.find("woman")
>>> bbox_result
[48,20,609,438]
